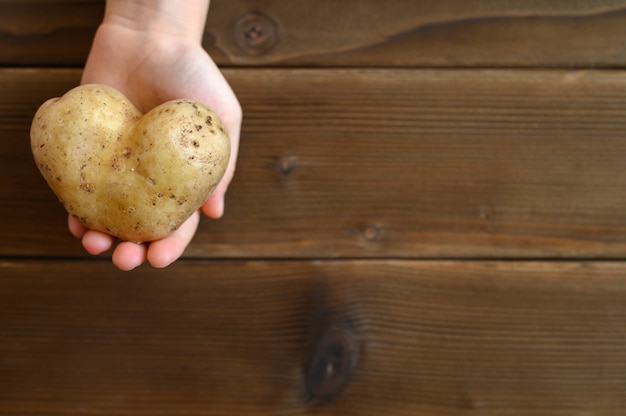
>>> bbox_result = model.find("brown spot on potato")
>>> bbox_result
[80,183,95,193]
[111,155,122,172]
[43,164,53,178]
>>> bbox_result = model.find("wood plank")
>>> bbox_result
[206,0,626,68]
[0,0,103,66]
[1,259,626,415]
[3,0,626,68]
[2,68,626,259]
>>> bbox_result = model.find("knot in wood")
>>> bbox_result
[305,322,359,402]
[234,12,279,56]
[276,155,297,176]
[362,223,382,241]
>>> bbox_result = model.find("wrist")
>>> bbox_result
[103,0,210,41]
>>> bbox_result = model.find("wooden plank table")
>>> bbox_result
[2,1,626,415]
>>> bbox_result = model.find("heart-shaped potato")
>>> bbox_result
[31,84,230,243]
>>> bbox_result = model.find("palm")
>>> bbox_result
[70,22,241,270]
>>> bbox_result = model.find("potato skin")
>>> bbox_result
[30,84,230,242]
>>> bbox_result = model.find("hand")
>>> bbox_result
[71,5,241,270]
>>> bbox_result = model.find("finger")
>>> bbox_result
[147,210,201,268]
[200,128,238,219]
[68,215,88,238]
[82,229,116,255]
[112,241,148,271]
[201,188,225,219]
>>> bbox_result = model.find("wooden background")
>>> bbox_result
[2,1,626,414]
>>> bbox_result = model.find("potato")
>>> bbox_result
[30,84,230,243]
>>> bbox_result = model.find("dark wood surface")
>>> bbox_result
[3,68,626,259]
[2,1,626,414]
[3,0,626,67]
[3,260,626,415]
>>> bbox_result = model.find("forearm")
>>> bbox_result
[103,0,210,41]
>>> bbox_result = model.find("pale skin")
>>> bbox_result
[70,0,242,270]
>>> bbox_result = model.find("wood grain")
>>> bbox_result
[0,0,103,66]
[3,68,626,259]
[3,0,626,68]
[206,0,626,68]
[1,259,626,415]
[3,3,625,415]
